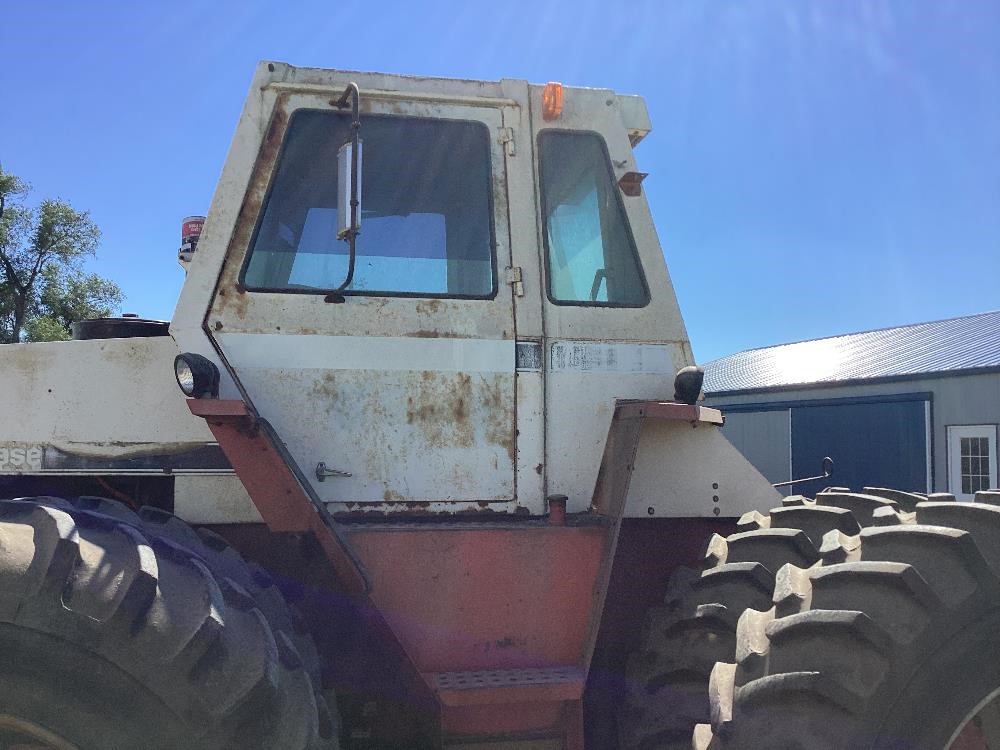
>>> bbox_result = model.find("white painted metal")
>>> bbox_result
[615,94,652,145]
[498,86,548,512]
[0,337,235,519]
[217,334,514,374]
[174,475,262,524]
[626,420,781,517]
[0,337,212,451]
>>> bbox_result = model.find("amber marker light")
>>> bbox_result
[542,82,563,120]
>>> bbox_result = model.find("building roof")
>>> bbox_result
[704,310,1000,395]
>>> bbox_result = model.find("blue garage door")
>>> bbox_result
[791,397,929,494]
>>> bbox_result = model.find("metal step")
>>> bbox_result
[426,666,586,707]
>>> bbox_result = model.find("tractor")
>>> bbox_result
[1,62,997,750]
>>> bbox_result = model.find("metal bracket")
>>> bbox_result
[618,171,648,197]
[505,266,524,297]
[316,461,352,481]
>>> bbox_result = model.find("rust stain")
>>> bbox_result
[453,397,468,423]
[404,372,474,449]
[383,489,405,502]
[482,376,515,465]
[309,372,340,413]
[483,378,504,413]
[407,330,467,339]
[405,396,435,424]
[227,285,249,323]
[332,504,505,519]
[212,99,290,323]
[415,299,442,315]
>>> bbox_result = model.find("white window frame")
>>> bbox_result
[947,424,999,501]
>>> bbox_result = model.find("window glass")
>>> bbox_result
[948,425,998,500]
[244,111,495,297]
[538,131,648,306]
[960,435,992,494]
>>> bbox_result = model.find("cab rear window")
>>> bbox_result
[538,131,648,307]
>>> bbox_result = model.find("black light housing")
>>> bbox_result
[174,353,220,399]
[673,365,704,405]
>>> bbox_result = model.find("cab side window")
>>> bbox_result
[538,131,648,307]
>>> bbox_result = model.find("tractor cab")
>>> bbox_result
[170,62,763,520]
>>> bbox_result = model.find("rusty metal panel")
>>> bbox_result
[215,337,515,505]
[498,83,547,510]
[514,369,544,508]
[198,88,519,509]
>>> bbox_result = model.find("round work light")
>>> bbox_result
[174,353,220,399]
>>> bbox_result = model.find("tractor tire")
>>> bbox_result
[619,491,874,749]
[0,495,339,750]
[696,490,1000,749]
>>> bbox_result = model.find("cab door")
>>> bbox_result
[205,87,517,510]
[528,85,696,512]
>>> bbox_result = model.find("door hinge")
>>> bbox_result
[505,266,524,297]
[498,127,515,156]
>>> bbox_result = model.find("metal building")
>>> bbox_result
[704,310,1000,499]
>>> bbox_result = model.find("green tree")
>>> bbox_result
[0,166,123,343]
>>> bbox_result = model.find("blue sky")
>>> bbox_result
[1,1,997,362]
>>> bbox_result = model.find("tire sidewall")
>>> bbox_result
[876,607,1000,750]
[0,622,208,750]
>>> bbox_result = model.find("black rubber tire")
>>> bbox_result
[0,495,339,750]
[618,492,876,749]
[697,491,1000,749]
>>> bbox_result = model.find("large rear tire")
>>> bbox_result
[698,491,1000,749]
[0,495,339,750]
[617,491,887,748]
